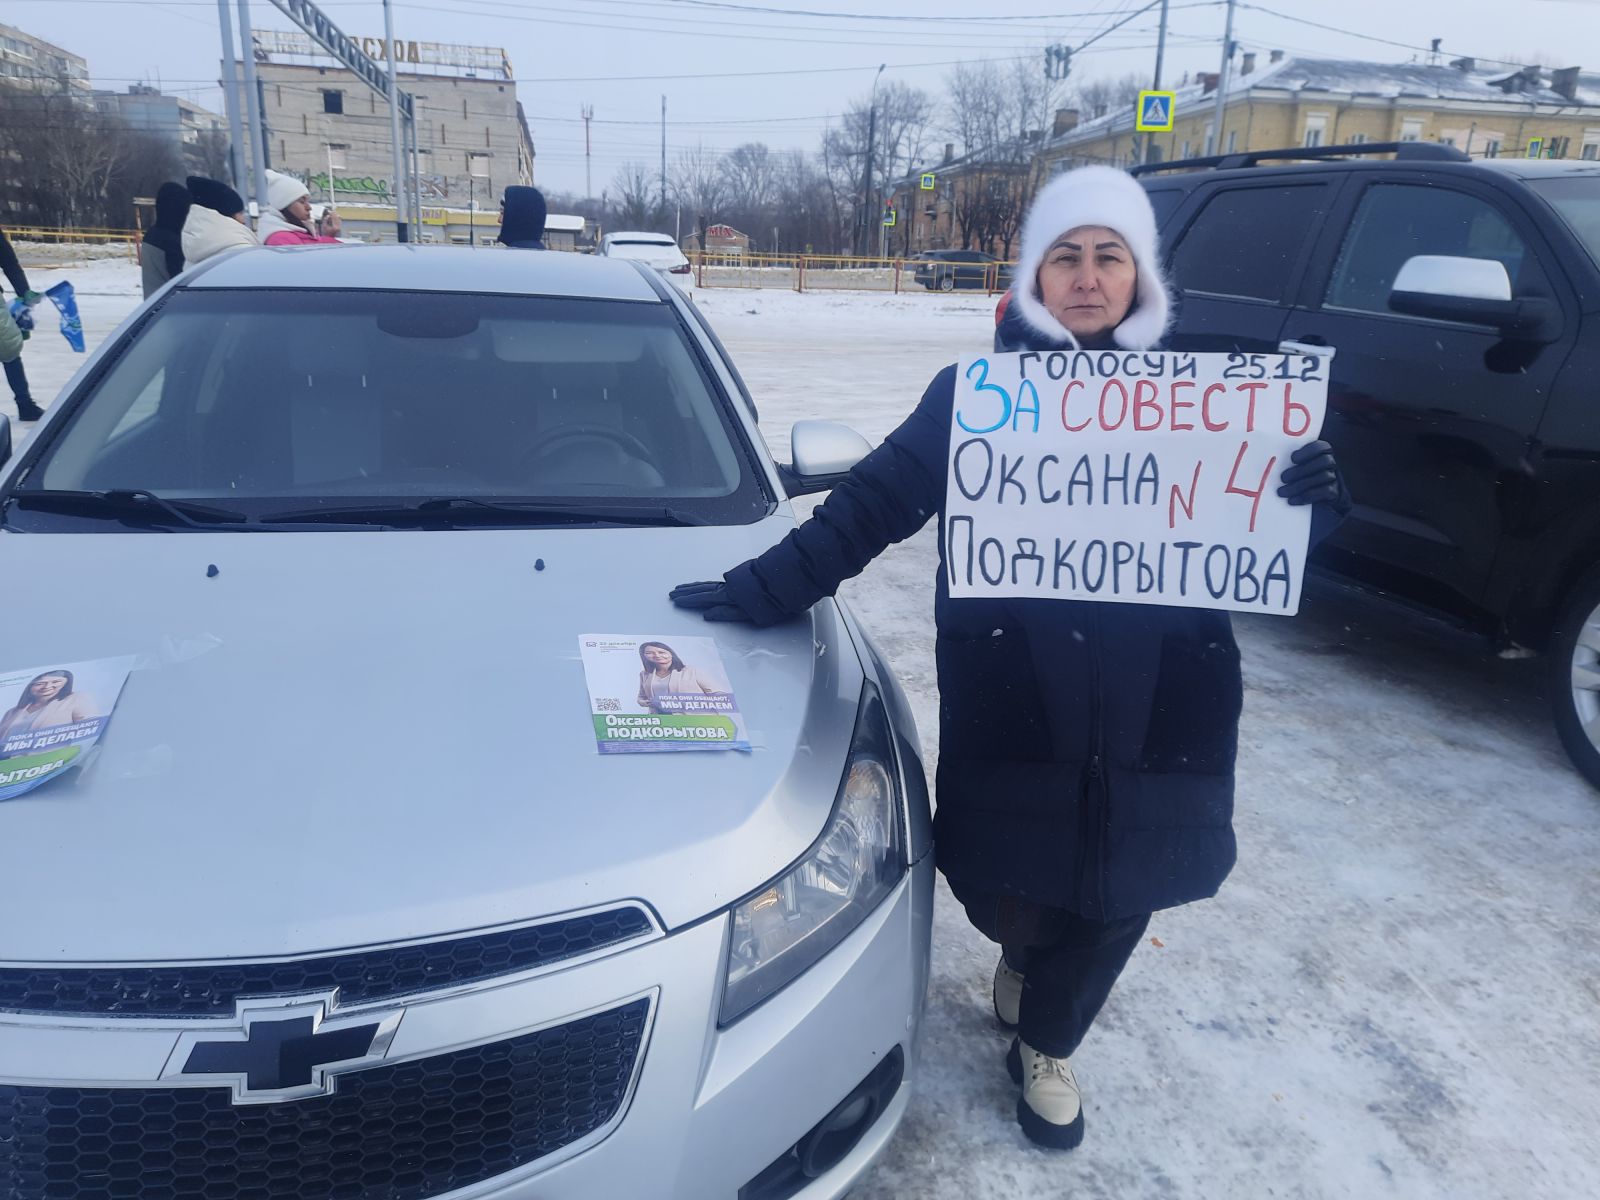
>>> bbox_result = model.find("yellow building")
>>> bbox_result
[1037,54,1600,174]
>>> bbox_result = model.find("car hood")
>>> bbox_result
[0,519,866,962]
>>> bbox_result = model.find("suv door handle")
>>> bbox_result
[1279,340,1336,359]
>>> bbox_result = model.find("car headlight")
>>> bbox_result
[721,684,906,1025]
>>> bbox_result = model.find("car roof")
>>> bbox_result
[1140,156,1600,191]
[184,245,663,302]
[604,230,676,243]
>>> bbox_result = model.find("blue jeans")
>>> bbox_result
[4,354,30,404]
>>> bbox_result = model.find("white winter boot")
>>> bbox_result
[992,953,1024,1028]
[1006,1036,1085,1149]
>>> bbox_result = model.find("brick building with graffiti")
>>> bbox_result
[231,30,534,210]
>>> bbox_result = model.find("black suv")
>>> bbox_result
[1133,143,1600,786]
[912,249,1013,291]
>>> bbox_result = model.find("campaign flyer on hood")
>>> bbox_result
[0,657,135,801]
[579,635,751,754]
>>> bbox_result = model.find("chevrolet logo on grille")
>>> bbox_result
[161,992,403,1104]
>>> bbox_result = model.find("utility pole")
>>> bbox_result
[1141,0,1170,165]
[1209,0,1236,156]
[382,0,408,242]
[214,0,247,188]
[234,0,270,221]
[1154,0,1169,92]
[582,104,594,199]
[660,95,667,220]
[858,63,885,257]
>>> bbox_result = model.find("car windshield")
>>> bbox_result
[1529,176,1600,267]
[7,289,769,530]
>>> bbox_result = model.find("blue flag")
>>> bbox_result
[44,281,84,353]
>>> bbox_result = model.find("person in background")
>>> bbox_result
[258,171,343,246]
[181,176,258,266]
[140,182,191,299]
[0,223,45,422]
[496,186,548,250]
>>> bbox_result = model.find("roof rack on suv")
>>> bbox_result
[1128,141,1472,177]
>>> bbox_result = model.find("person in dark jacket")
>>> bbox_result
[496,186,547,249]
[671,165,1348,1151]
[0,223,44,422]
[140,182,191,298]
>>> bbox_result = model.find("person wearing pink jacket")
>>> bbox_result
[259,170,344,246]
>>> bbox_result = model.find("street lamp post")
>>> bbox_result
[468,152,492,247]
[859,63,886,258]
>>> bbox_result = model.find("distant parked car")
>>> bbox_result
[601,230,695,293]
[911,249,1012,291]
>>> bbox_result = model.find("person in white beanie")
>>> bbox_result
[259,170,343,246]
[668,165,1348,1150]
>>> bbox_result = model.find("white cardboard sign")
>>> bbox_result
[946,349,1329,615]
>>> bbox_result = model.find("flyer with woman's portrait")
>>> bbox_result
[0,657,136,801]
[579,635,751,754]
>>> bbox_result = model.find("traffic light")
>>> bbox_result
[1044,44,1072,82]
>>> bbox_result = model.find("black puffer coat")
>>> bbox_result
[722,328,1342,920]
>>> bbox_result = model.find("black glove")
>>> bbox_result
[669,580,759,623]
[1277,440,1343,506]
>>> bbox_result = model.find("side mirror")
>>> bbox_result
[1388,254,1556,338]
[779,419,872,497]
[0,414,11,469]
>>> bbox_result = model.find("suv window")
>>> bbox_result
[1144,188,1184,228]
[1326,183,1529,313]
[1168,183,1328,302]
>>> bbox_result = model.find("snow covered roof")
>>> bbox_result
[1043,55,1600,152]
[545,213,586,233]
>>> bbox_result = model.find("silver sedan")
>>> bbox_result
[0,245,934,1200]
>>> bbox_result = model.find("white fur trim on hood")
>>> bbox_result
[1009,165,1171,351]
[265,169,310,213]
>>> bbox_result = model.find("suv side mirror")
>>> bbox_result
[0,414,11,470]
[779,419,872,496]
[1388,254,1556,338]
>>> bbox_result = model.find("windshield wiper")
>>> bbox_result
[259,497,708,528]
[5,489,253,530]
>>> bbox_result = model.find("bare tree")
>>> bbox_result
[670,142,729,244]
[189,127,231,181]
[0,84,149,227]
[609,161,660,230]
[1070,72,1143,122]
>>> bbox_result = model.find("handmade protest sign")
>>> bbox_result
[945,350,1329,615]
[579,634,751,754]
[0,656,135,800]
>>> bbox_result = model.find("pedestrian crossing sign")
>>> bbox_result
[920,173,937,190]
[1527,137,1544,158]
[1136,90,1175,133]
[882,206,897,227]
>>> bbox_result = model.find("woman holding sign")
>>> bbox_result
[672,165,1346,1150]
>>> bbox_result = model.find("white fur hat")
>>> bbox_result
[1009,165,1171,351]
[265,169,310,213]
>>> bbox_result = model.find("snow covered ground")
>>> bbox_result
[8,261,1599,1199]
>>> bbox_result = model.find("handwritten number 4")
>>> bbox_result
[1225,441,1278,533]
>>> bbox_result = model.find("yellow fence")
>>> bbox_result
[7,227,140,261]
[689,251,1015,295]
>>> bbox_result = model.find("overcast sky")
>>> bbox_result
[11,0,1599,197]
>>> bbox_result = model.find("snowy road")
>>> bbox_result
[8,260,1599,1200]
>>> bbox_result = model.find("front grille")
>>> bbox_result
[0,906,653,1017]
[0,998,650,1200]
